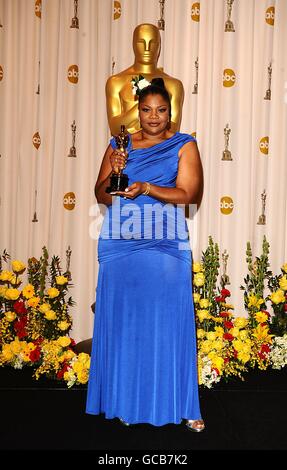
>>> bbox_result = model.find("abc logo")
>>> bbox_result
[265,6,275,25]
[223,69,236,87]
[35,0,41,18]
[259,136,269,154]
[220,196,234,215]
[114,1,121,20]
[191,2,200,22]
[191,132,197,139]
[0,65,3,81]
[68,65,79,84]
[63,192,76,210]
[32,132,41,149]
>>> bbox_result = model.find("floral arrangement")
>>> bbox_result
[194,236,286,388]
[267,264,287,336]
[0,247,89,387]
[131,74,151,96]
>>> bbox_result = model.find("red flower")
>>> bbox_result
[17,328,28,339]
[29,347,41,362]
[233,349,238,358]
[57,362,69,380]
[284,304,287,312]
[215,296,224,303]
[224,321,234,329]
[221,289,231,298]
[33,337,44,346]
[13,300,27,316]
[260,344,271,354]
[220,312,230,318]
[70,338,76,347]
[223,332,234,341]
[224,357,230,363]
[212,368,220,376]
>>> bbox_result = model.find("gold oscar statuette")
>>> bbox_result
[70,0,79,29]
[220,250,230,288]
[106,125,129,193]
[222,124,233,161]
[264,63,272,100]
[192,57,199,94]
[257,190,267,225]
[225,0,235,32]
[67,120,77,157]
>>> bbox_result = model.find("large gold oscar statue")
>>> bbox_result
[106,23,184,135]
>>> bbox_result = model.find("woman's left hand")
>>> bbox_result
[110,182,145,199]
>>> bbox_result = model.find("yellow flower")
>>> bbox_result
[279,276,287,291]
[10,339,22,354]
[237,351,250,363]
[199,298,210,309]
[197,329,205,339]
[56,276,68,286]
[252,325,273,343]
[255,311,268,323]
[5,311,16,322]
[5,288,20,300]
[27,296,40,308]
[64,370,75,382]
[47,287,60,298]
[0,270,14,282]
[229,327,240,337]
[193,272,205,287]
[0,286,7,297]
[11,260,26,273]
[77,369,89,384]
[193,293,201,304]
[58,321,70,331]
[212,340,224,351]
[22,284,35,299]
[233,339,244,352]
[234,317,249,329]
[239,329,249,341]
[270,289,285,305]
[72,361,84,374]
[206,331,217,341]
[281,263,287,273]
[1,345,14,361]
[78,353,90,367]
[215,326,224,337]
[201,340,212,353]
[248,294,264,309]
[222,303,234,310]
[192,262,203,273]
[212,357,224,373]
[57,336,71,348]
[44,310,57,320]
[197,309,209,322]
[61,350,76,361]
[39,303,50,314]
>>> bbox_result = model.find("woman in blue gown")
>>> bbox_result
[86,78,205,431]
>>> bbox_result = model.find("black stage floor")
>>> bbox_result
[0,367,286,453]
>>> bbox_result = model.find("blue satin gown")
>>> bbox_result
[86,132,202,425]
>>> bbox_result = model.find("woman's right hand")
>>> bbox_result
[110,149,127,174]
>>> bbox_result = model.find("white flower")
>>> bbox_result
[138,78,151,90]
[131,75,151,96]
[269,334,287,369]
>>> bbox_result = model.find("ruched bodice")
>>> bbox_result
[98,132,196,265]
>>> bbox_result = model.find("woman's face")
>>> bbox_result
[139,93,170,136]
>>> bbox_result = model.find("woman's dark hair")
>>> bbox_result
[138,77,172,119]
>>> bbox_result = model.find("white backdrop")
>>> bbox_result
[0,0,286,341]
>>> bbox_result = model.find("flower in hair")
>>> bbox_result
[131,75,151,96]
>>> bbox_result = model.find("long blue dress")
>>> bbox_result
[86,132,202,426]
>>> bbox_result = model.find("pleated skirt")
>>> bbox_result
[86,249,202,426]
